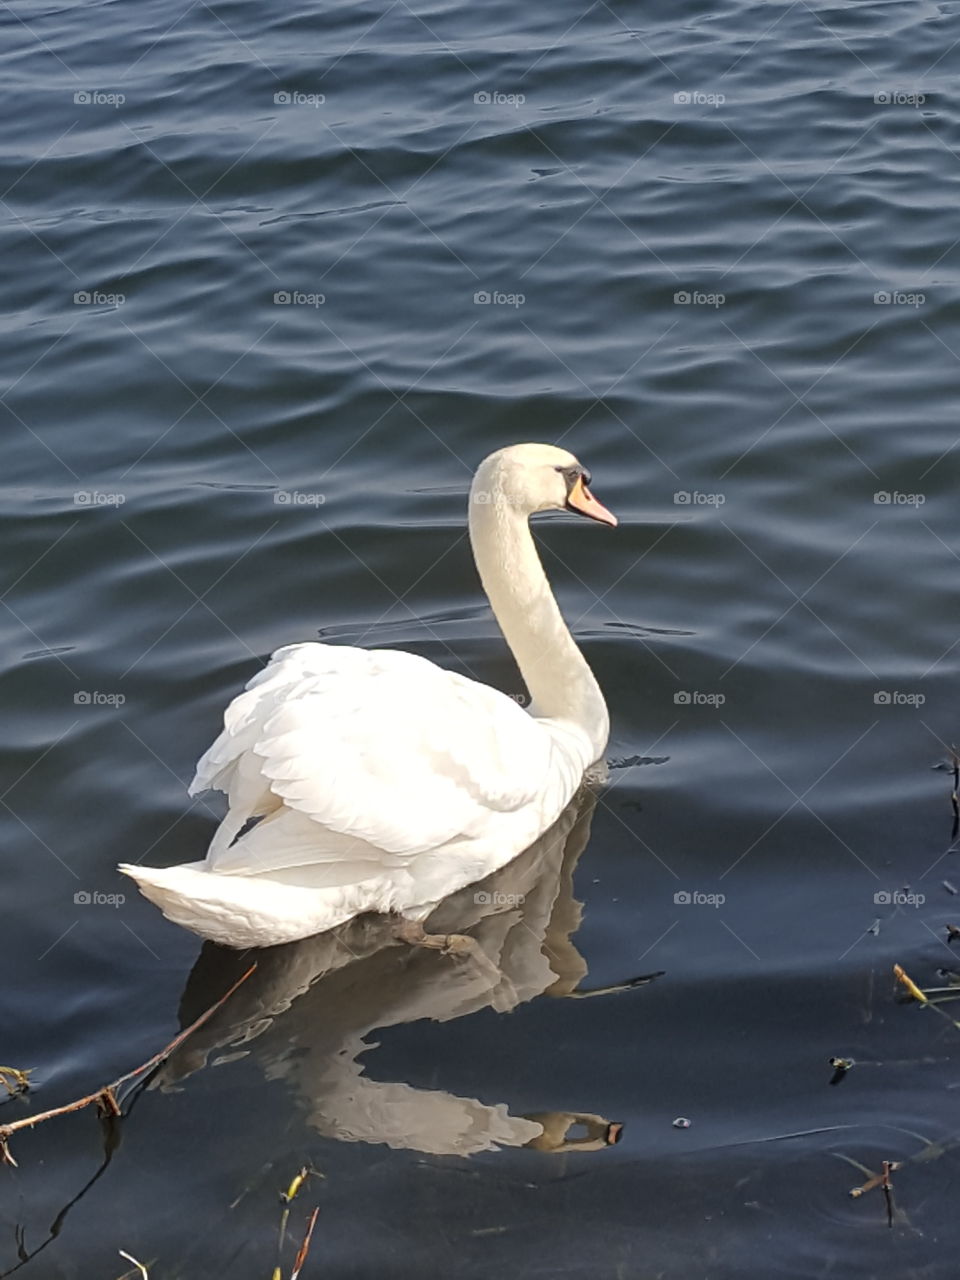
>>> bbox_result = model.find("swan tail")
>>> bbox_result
[117,862,372,949]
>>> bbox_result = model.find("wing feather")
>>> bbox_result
[191,643,553,870]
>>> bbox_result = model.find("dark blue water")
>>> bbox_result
[3,0,960,1274]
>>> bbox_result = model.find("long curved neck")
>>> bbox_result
[468,481,609,763]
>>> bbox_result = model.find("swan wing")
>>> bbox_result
[190,643,553,869]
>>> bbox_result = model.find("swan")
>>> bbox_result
[120,443,617,948]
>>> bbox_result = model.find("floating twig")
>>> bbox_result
[849,1159,901,1199]
[892,963,960,1033]
[893,964,927,1004]
[281,1167,312,1206]
[117,1249,149,1279]
[274,1166,323,1277]
[290,1207,320,1280]
[880,1160,896,1227]
[850,1159,901,1228]
[0,964,256,1167]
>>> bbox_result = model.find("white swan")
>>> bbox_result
[120,443,617,948]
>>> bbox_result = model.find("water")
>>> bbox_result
[2,0,960,1273]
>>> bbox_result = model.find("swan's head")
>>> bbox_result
[473,443,617,527]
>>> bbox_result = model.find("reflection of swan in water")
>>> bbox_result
[155,789,638,1157]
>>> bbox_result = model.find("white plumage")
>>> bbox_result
[197,644,555,863]
[120,443,617,947]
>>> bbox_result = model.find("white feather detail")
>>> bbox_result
[191,643,555,871]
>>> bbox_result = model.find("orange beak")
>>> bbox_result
[566,474,618,527]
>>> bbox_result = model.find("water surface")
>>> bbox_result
[3,0,960,1275]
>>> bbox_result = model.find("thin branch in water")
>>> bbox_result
[274,1166,322,1276]
[849,1159,902,1199]
[881,1160,897,1228]
[893,964,927,1004]
[893,963,960,1032]
[290,1207,320,1280]
[848,1160,901,1228]
[0,964,257,1167]
[117,1249,149,1279]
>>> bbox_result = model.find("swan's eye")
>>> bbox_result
[554,463,587,490]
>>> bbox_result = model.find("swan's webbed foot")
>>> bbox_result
[391,918,515,1004]
[392,919,478,957]
[441,931,520,1010]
